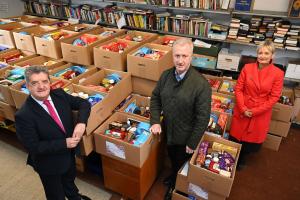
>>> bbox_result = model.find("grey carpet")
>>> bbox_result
[0,140,111,200]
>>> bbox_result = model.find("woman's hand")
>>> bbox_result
[244,110,253,118]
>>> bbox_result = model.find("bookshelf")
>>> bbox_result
[22,0,300,53]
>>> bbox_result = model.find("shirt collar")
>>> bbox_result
[174,70,187,81]
[31,95,52,106]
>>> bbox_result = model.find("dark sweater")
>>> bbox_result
[150,66,211,149]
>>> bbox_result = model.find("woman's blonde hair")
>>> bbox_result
[257,40,275,54]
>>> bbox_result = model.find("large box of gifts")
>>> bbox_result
[61,27,125,65]
[50,63,97,83]
[117,94,151,121]
[94,112,160,168]
[188,133,241,197]
[62,23,100,34]
[10,77,71,109]
[93,38,139,71]
[204,74,223,92]
[0,21,35,48]
[35,29,79,59]
[151,35,189,47]
[75,70,132,134]
[217,78,236,97]
[22,17,58,25]
[13,25,57,53]
[0,66,24,106]
[0,49,36,64]
[13,55,66,71]
[118,30,158,45]
[127,43,173,81]
[271,88,294,122]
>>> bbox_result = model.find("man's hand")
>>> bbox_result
[150,124,162,135]
[186,146,194,154]
[244,110,252,118]
[66,137,80,148]
[72,123,86,139]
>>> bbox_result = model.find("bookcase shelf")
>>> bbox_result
[22,1,300,53]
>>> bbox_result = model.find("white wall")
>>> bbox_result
[0,0,24,18]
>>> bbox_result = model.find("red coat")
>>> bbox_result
[230,62,284,143]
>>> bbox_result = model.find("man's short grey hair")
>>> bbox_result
[25,65,50,83]
[172,38,194,53]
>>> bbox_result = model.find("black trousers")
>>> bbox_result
[229,135,262,165]
[38,162,80,200]
[167,145,192,187]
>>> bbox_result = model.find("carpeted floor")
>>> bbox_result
[0,140,112,200]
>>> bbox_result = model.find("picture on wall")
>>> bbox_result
[288,0,300,17]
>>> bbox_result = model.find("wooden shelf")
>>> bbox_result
[232,10,289,18]
[284,77,300,83]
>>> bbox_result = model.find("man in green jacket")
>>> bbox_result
[150,38,211,200]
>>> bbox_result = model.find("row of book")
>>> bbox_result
[160,0,230,10]
[24,2,300,50]
[227,16,300,50]
[24,1,66,17]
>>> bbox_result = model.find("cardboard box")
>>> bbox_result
[78,69,133,134]
[0,49,37,64]
[192,54,217,70]
[62,23,100,34]
[35,29,79,59]
[10,77,71,109]
[75,155,86,172]
[175,163,226,200]
[118,30,158,44]
[193,43,220,57]
[0,21,35,48]
[151,35,189,47]
[0,101,16,121]
[203,74,223,91]
[4,15,37,21]
[61,27,125,65]
[216,48,241,71]
[94,112,159,168]
[188,133,241,197]
[263,133,282,151]
[93,38,140,71]
[13,25,57,52]
[127,43,173,81]
[118,94,150,121]
[79,133,95,156]
[218,78,236,96]
[272,88,294,122]
[22,17,58,25]
[49,63,97,83]
[0,66,21,106]
[13,55,66,71]
[285,62,300,80]
[172,190,189,200]
[131,76,157,97]
[269,120,291,137]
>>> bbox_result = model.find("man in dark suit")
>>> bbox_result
[15,66,91,200]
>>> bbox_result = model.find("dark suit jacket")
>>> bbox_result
[15,88,91,175]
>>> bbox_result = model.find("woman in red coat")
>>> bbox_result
[230,40,284,169]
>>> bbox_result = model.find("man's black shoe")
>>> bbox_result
[79,194,92,200]
[164,186,174,200]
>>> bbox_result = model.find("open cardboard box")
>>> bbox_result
[49,63,97,83]
[94,112,159,167]
[217,78,236,97]
[151,35,189,47]
[272,87,294,122]
[203,74,223,92]
[62,23,101,34]
[13,25,57,52]
[93,38,140,71]
[22,17,58,25]
[269,119,291,137]
[0,21,35,48]
[4,15,38,21]
[0,101,16,121]
[0,65,22,106]
[10,77,71,109]
[127,43,173,81]
[117,94,151,121]
[35,29,79,59]
[13,55,66,71]
[263,133,282,151]
[0,49,37,65]
[188,133,241,197]
[118,30,158,44]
